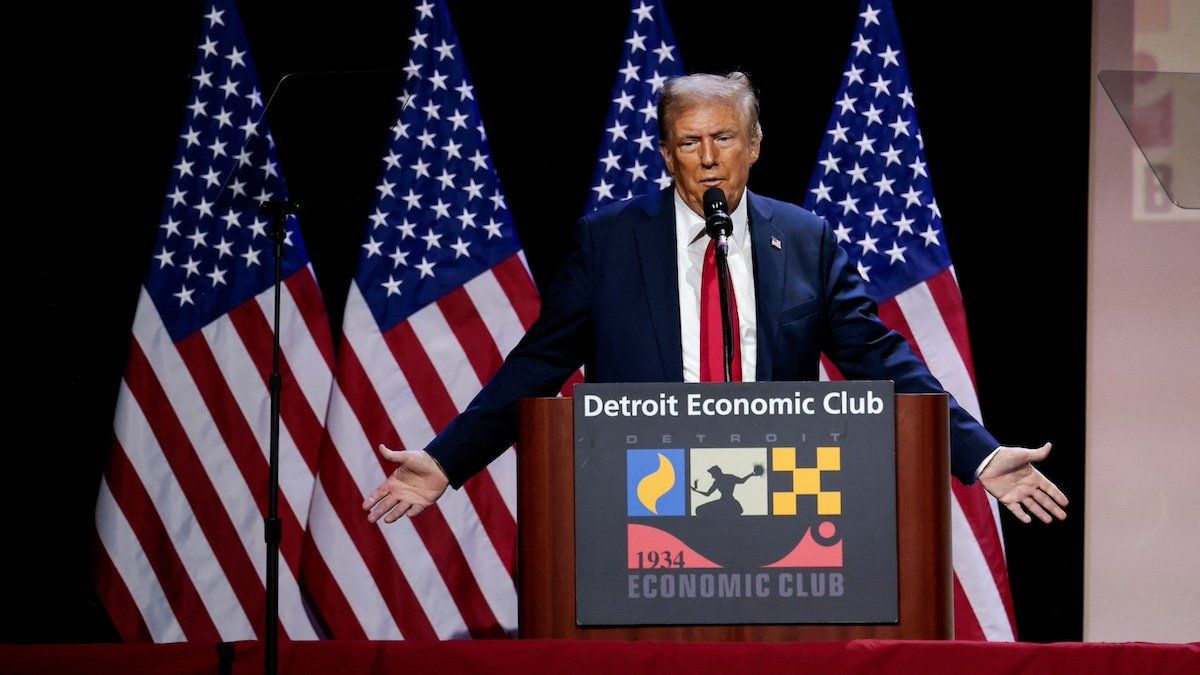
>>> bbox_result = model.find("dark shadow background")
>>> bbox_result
[14,0,1088,643]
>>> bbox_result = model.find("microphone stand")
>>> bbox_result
[714,238,736,383]
[258,199,299,675]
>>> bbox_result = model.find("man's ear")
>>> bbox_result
[748,136,762,167]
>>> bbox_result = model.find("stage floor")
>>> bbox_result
[3,639,1197,674]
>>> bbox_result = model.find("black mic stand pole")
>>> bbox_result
[259,199,299,675]
[714,239,735,383]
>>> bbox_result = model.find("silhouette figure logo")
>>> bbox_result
[688,448,768,516]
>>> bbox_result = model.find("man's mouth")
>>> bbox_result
[700,178,723,186]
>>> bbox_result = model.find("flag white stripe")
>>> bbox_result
[133,291,316,640]
[306,477,404,640]
[95,479,186,643]
[113,380,256,641]
[464,272,538,519]
[990,492,1006,555]
[894,282,983,420]
[943,267,1007,554]
[516,249,534,279]
[255,272,334,423]
[951,497,1015,641]
[487,448,518,519]
[343,286,437,451]
[895,283,1012,638]
[433,481,518,631]
[326,385,470,639]
[464,270,528,355]
[201,314,315,522]
[371,293,518,627]
[407,302,484,410]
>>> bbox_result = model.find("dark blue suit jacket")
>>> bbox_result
[426,188,998,486]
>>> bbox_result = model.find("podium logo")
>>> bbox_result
[688,448,768,516]
[771,446,841,516]
[627,449,686,516]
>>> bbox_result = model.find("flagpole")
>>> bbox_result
[260,199,299,675]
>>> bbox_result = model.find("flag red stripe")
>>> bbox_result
[460,470,516,575]
[123,342,266,636]
[294,532,360,640]
[490,255,542,329]
[104,442,220,642]
[953,574,987,640]
[380,320,517,585]
[336,341,505,638]
[877,298,927,363]
[851,294,1015,638]
[561,369,585,396]
[819,354,844,380]
[305,426,438,640]
[381,322,460,432]
[92,532,154,643]
[226,298,321,473]
[435,289,517,575]
[901,275,1014,625]
[437,287,504,385]
[285,269,336,369]
[403,506,508,638]
[174,333,308,570]
[924,270,978,389]
[952,481,1017,622]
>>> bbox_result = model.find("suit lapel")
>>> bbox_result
[748,191,784,381]
[633,188,683,381]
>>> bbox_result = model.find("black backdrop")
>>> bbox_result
[16,0,1089,643]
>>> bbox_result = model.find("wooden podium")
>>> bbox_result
[516,393,952,641]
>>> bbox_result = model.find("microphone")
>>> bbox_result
[702,187,736,382]
[703,187,733,254]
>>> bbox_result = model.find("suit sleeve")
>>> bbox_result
[815,219,998,485]
[422,217,594,488]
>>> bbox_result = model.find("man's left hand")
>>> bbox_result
[978,442,1069,524]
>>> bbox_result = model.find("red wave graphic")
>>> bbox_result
[764,528,843,568]
[627,524,722,569]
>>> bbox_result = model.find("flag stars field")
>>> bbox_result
[587,1,683,212]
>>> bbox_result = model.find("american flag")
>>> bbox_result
[805,0,1017,640]
[93,0,331,642]
[587,0,684,211]
[299,0,537,639]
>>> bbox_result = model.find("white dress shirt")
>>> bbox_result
[675,189,757,382]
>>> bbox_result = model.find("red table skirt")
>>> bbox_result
[3,639,1196,674]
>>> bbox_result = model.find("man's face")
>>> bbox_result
[659,99,760,217]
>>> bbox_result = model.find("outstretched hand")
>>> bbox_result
[363,445,450,524]
[978,442,1069,524]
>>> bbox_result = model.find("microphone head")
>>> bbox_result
[702,187,728,219]
[702,187,733,239]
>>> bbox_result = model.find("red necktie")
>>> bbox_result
[699,238,741,382]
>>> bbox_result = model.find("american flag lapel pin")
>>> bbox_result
[771,236,782,250]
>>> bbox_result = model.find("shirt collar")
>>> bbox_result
[673,187,750,249]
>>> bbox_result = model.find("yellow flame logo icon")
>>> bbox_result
[637,452,676,514]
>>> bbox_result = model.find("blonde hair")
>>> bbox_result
[657,71,763,144]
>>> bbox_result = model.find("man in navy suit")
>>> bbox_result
[364,72,1068,527]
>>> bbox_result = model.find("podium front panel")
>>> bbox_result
[573,381,896,626]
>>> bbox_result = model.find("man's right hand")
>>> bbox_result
[363,445,450,524]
